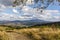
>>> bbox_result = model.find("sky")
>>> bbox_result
[0,0,60,22]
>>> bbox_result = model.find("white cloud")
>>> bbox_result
[13,9,19,13]
[0,4,6,12]
[35,10,60,22]
[0,8,60,21]
[0,12,33,21]
[53,16,60,19]
[0,13,17,20]
[0,4,6,8]
[44,10,59,13]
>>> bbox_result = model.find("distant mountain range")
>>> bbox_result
[0,19,50,26]
[0,19,60,27]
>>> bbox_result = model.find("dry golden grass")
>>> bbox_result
[14,27,60,40]
[0,25,60,40]
[0,31,9,40]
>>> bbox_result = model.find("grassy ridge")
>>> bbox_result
[0,24,60,40]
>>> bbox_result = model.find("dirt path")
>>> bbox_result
[7,32,32,40]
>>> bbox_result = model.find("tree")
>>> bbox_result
[13,0,54,13]
[13,0,27,7]
[34,0,39,3]
[13,0,53,8]
[58,0,60,2]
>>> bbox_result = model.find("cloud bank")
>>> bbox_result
[0,0,60,22]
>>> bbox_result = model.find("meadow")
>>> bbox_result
[0,23,60,40]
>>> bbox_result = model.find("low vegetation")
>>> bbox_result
[0,24,60,40]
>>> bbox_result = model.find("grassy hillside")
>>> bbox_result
[0,24,60,40]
